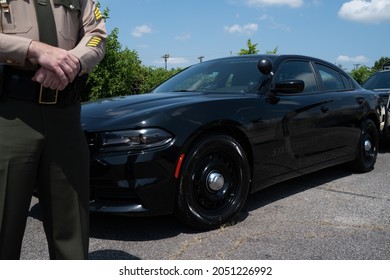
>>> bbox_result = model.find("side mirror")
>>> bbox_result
[257,58,273,75]
[273,80,305,94]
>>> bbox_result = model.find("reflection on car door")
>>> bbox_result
[252,60,329,185]
[312,63,363,157]
[251,60,361,187]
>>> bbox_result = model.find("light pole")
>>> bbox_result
[162,54,170,70]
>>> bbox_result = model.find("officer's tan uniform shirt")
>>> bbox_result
[0,0,106,74]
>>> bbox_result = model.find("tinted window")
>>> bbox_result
[362,71,390,90]
[341,73,353,89]
[275,60,317,93]
[316,63,345,91]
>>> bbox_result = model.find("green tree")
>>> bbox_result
[266,46,278,54]
[350,65,373,85]
[85,4,181,100]
[140,66,182,93]
[349,57,390,85]
[238,39,259,55]
[372,57,390,72]
[86,28,144,100]
[238,39,278,55]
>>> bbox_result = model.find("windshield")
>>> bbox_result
[153,57,267,94]
[363,71,390,90]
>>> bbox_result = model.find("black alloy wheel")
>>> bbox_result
[351,119,378,173]
[176,134,251,229]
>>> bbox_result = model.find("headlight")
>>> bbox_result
[98,128,174,152]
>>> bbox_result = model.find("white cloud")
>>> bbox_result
[132,25,152,38]
[175,33,191,41]
[260,14,291,31]
[338,0,390,23]
[246,0,304,8]
[336,55,369,64]
[224,23,259,35]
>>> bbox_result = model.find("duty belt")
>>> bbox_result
[0,66,81,106]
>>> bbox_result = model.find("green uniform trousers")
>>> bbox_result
[0,97,89,259]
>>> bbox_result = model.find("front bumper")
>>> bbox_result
[88,149,179,216]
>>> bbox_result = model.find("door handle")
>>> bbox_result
[321,106,330,113]
[356,97,365,105]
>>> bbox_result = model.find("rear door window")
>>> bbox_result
[316,63,346,91]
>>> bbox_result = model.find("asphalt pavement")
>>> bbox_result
[20,146,390,260]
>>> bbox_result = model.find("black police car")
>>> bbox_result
[82,54,382,229]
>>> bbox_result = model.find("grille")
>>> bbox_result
[90,185,139,204]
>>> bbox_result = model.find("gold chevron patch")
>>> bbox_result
[94,7,102,20]
[86,36,102,47]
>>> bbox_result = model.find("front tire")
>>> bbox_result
[176,134,251,229]
[351,119,378,173]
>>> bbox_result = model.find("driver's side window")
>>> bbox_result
[276,60,317,93]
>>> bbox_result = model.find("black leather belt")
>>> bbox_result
[1,66,80,106]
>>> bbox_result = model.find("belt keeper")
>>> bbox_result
[0,0,10,13]
[39,85,58,105]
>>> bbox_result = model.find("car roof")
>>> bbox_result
[377,70,390,73]
[210,54,329,62]
[207,54,343,70]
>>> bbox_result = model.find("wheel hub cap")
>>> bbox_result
[207,172,225,192]
[364,140,372,152]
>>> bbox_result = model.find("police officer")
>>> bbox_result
[0,0,106,259]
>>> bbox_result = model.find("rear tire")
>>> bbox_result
[351,119,378,173]
[176,134,250,229]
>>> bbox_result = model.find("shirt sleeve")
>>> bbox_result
[68,0,107,75]
[0,34,32,66]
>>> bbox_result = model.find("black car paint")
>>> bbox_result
[81,55,381,227]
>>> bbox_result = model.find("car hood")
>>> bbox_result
[82,92,202,119]
[82,92,237,119]
[81,92,248,131]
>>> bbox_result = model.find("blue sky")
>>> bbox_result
[97,0,390,71]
